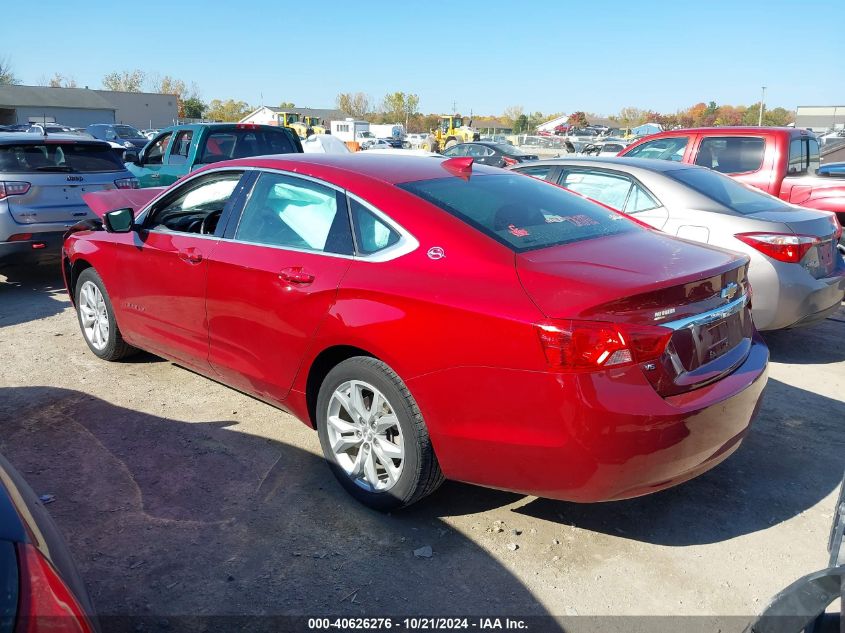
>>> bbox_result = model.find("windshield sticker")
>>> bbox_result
[562,214,599,227]
[508,224,530,237]
[544,214,565,223]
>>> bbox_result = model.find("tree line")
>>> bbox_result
[0,57,798,131]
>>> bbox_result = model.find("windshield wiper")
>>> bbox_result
[34,165,73,172]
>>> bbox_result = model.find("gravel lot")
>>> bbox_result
[0,263,843,630]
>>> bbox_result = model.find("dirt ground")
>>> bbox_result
[0,263,843,631]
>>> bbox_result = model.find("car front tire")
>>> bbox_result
[75,268,137,361]
[316,356,444,511]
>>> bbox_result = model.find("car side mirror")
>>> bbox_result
[103,208,135,233]
[124,149,140,165]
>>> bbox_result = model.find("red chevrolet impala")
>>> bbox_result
[62,154,768,510]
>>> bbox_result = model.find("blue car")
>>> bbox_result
[818,162,845,176]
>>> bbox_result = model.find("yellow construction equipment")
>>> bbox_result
[302,116,326,135]
[433,115,479,151]
[278,111,311,138]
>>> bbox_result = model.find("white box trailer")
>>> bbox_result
[330,119,370,143]
[369,123,405,140]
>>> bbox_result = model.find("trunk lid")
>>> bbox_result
[517,231,753,396]
[82,187,166,218]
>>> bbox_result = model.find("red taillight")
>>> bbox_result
[735,232,820,264]
[113,177,139,190]
[14,543,93,633]
[536,320,672,372]
[7,233,34,242]
[502,156,518,167]
[0,181,31,200]
[236,123,258,130]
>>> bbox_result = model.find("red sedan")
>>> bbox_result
[62,154,769,510]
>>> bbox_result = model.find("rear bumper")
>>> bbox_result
[407,334,769,502]
[750,257,845,330]
[0,231,64,265]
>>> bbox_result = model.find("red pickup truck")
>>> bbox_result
[618,127,845,224]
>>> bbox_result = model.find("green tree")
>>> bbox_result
[102,69,146,92]
[336,92,370,118]
[204,99,252,122]
[279,101,295,109]
[182,97,206,119]
[0,56,20,85]
[513,114,529,134]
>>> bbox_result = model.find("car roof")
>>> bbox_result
[211,152,505,184]
[514,156,699,173]
[0,133,110,145]
[642,126,807,136]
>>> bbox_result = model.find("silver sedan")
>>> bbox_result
[509,157,845,331]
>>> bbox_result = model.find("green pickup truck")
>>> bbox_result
[125,123,303,188]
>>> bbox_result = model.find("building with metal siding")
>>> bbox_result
[0,85,177,128]
[795,106,845,132]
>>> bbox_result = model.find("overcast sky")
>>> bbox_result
[5,0,844,116]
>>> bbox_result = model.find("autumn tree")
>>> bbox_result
[567,111,589,127]
[146,75,201,118]
[616,107,647,128]
[0,56,19,85]
[204,99,252,122]
[336,92,370,118]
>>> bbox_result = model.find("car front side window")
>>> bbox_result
[146,171,243,234]
[143,133,172,165]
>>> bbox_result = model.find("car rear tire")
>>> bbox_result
[316,357,444,511]
[75,268,137,361]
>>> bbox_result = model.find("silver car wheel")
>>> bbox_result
[326,380,404,492]
[78,280,109,351]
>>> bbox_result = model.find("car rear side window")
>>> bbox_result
[624,137,688,161]
[170,130,193,165]
[788,137,821,175]
[399,174,637,253]
[349,198,400,254]
[558,170,633,210]
[516,165,553,180]
[694,137,764,174]
[235,172,353,255]
[665,167,788,215]
[0,143,125,173]
[199,129,297,164]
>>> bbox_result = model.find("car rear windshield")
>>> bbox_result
[198,129,298,164]
[0,142,126,173]
[115,125,144,139]
[399,174,638,252]
[665,167,788,215]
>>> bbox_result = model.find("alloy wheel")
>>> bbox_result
[78,280,109,351]
[326,380,405,492]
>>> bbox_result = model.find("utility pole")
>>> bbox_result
[758,86,766,126]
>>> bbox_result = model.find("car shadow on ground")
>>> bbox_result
[0,262,70,328]
[763,307,845,365]
[511,378,845,546]
[0,386,559,631]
